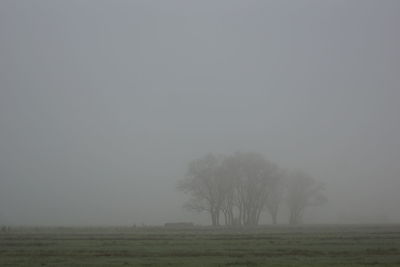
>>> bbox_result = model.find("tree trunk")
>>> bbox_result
[210,210,217,226]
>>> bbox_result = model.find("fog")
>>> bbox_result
[1,0,399,226]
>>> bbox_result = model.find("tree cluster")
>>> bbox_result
[178,152,326,226]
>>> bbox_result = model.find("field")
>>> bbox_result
[1,225,400,266]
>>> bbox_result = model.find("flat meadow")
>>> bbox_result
[1,225,399,266]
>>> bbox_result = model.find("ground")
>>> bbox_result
[1,225,399,266]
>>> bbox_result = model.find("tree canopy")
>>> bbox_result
[178,152,326,226]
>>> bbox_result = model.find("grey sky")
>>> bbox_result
[1,0,399,225]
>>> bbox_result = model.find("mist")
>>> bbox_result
[1,0,399,226]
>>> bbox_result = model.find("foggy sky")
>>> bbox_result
[1,0,399,226]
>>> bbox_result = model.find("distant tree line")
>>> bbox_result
[178,152,327,226]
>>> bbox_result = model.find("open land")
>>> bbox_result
[1,225,400,266]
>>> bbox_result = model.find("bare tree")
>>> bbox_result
[286,171,327,225]
[219,168,236,226]
[223,152,281,226]
[178,153,325,227]
[177,153,225,226]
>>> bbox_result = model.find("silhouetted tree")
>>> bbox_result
[177,154,225,226]
[218,152,281,226]
[178,152,325,226]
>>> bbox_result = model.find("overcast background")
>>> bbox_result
[1,0,399,226]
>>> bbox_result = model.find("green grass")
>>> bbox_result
[1,225,400,266]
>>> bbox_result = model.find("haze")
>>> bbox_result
[1,0,399,226]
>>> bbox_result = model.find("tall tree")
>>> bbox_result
[223,152,281,226]
[178,152,325,226]
[177,154,225,226]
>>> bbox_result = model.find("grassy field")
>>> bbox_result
[0,225,399,266]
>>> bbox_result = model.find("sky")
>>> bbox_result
[0,0,399,226]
